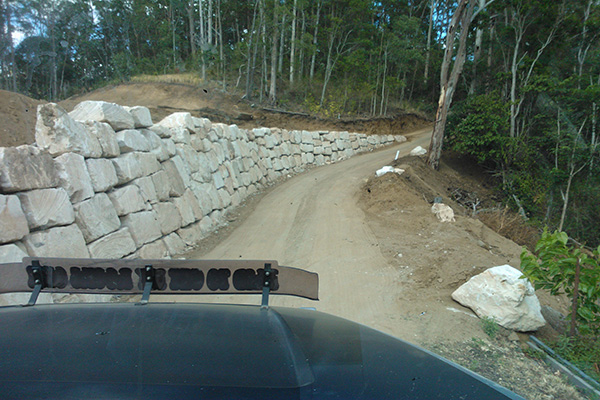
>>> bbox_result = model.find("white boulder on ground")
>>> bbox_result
[410,146,427,156]
[375,166,405,177]
[452,265,546,332]
[431,203,455,222]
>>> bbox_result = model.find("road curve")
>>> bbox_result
[181,127,432,330]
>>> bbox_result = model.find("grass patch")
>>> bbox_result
[131,73,206,86]
[546,335,600,385]
[481,316,500,339]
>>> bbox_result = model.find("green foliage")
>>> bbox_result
[548,335,600,384]
[521,229,600,335]
[446,93,510,168]
[522,346,546,360]
[480,316,500,339]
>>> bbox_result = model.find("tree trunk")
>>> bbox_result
[468,0,485,94]
[320,30,335,107]
[199,0,206,79]
[380,44,388,116]
[208,0,213,46]
[217,0,224,89]
[278,13,285,74]
[289,0,297,85]
[423,0,437,83]
[188,1,196,56]
[269,1,278,104]
[310,0,321,82]
[427,0,475,170]
[245,0,259,99]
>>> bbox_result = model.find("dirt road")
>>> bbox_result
[178,128,433,330]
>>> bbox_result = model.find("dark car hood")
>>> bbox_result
[0,303,524,399]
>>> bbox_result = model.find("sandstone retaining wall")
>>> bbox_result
[0,100,405,262]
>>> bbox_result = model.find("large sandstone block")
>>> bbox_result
[86,158,118,192]
[133,176,158,204]
[74,193,121,243]
[141,129,170,161]
[111,153,143,185]
[115,129,151,152]
[87,228,136,259]
[138,239,169,259]
[17,188,74,230]
[157,112,194,131]
[23,224,90,258]
[0,146,59,193]
[55,153,95,203]
[150,170,171,201]
[134,152,161,176]
[170,128,191,145]
[36,103,102,158]
[0,243,28,263]
[177,221,204,246]
[176,144,200,173]
[120,211,162,247]
[152,202,183,235]
[85,121,120,158]
[69,101,135,131]
[108,185,147,216]
[172,190,202,227]
[161,157,188,197]
[163,232,186,256]
[0,195,29,244]
[124,106,153,128]
[149,124,172,139]
[452,265,546,332]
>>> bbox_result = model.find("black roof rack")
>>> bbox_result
[0,257,319,307]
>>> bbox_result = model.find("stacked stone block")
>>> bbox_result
[0,100,406,262]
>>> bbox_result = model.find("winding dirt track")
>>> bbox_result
[176,128,432,331]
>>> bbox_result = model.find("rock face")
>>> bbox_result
[452,265,546,332]
[23,224,90,258]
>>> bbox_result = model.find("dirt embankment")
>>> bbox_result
[0,89,44,147]
[0,83,430,147]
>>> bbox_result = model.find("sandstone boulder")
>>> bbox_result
[431,203,455,222]
[157,112,194,131]
[452,265,546,332]
[36,103,102,158]
[0,243,28,263]
[85,121,120,158]
[0,195,29,244]
[87,228,136,259]
[86,158,118,192]
[69,101,135,131]
[17,188,75,230]
[124,106,153,128]
[108,185,147,216]
[138,239,169,259]
[74,193,121,243]
[410,146,427,156]
[55,152,95,203]
[23,224,90,258]
[163,232,187,256]
[115,129,151,153]
[152,202,183,235]
[120,211,162,247]
[0,146,59,193]
[111,153,143,185]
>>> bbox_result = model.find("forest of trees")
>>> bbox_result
[0,0,599,246]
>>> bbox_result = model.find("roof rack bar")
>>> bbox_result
[25,261,44,307]
[138,265,154,305]
[261,263,272,309]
